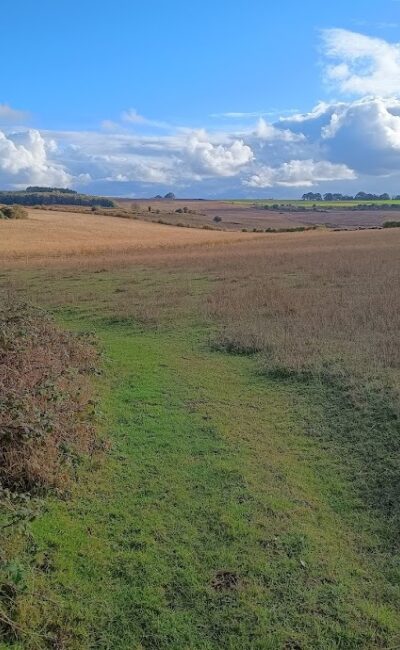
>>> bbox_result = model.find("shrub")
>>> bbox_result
[0,205,28,220]
[0,296,98,492]
[213,216,222,223]
[383,220,400,228]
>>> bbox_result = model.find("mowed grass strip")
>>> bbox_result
[4,310,398,649]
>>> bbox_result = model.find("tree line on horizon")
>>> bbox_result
[301,191,400,201]
[26,186,78,194]
[0,187,115,207]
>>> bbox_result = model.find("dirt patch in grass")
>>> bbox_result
[211,570,240,591]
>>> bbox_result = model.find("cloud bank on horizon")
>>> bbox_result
[2,28,400,197]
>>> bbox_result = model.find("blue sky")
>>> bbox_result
[1,0,400,197]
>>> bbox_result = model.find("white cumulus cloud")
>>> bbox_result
[254,118,304,142]
[184,131,253,177]
[322,28,400,96]
[245,159,356,188]
[280,97,400,176]
[0,129,71,187]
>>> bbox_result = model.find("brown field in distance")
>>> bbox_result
[118,198,399,230]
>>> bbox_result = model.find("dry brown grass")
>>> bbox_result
[198,229,400,376]
[2,212,399,379]
[0,209,258,266]
[52,225,395,379]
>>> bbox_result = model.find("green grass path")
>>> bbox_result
[4,317,394,649]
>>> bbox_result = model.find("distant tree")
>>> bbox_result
[213,215,222,223]
[302,192,321,201]
[355,192,378,201]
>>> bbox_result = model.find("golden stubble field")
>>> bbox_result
[0,209,258,264]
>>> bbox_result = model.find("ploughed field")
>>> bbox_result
[118,198,400,230]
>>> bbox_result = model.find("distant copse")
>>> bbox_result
[302,191,394,201]
[26,186,78,194]
[0,187,116,208]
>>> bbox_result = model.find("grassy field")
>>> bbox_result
[0,222,399,648]
[232,199,400,208]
